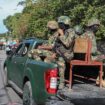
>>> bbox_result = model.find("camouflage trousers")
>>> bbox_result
[56,57,65,89]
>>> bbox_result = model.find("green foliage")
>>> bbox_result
[4,0,105,39]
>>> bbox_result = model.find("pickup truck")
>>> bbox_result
[4,38,105,105]
[4,38,61,105]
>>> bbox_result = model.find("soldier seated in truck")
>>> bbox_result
[28,20,63,62]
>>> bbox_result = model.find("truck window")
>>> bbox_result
[15,43,23,56]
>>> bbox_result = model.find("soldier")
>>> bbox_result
[53,16,75,89]
[83,18,105,87]
[28,20,60,61]
[83,18,100,58]
[56,16,75,62]
[39,20,60,49]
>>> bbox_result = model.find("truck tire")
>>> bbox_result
[23,81,36,105]
[3,67,8,86]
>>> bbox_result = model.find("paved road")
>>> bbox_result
[0,50,22,105]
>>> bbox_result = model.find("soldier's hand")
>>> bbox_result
[98,54,105,59]
[51,53,56,59]
[58,29,64,36]
[95,54,105,61]
[38,45,43,49]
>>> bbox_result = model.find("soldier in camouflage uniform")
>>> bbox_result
[28,20,60,61]
[53,16,75,89]
[83,18,105,87]
[83,18,100,60]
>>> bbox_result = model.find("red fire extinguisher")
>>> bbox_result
[45,68,58,94]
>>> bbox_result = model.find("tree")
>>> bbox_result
[4,0,105,39]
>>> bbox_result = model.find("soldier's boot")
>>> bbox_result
[96,76,99,85]
[102,80,105,87]
[96,72,104,85]
[96,78,105,88]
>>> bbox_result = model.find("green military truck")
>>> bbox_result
[4,38,63,105]
[4,38,105,105]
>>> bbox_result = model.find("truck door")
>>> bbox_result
[13,42,31,88]
[8,43,24,85]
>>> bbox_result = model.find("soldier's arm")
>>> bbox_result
[91,34,98,53]
[84,32,98,54]
[39,33,58,50]
[58,30,75,48]
[38,45,53,50]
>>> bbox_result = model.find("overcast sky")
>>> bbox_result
[0,0,24,33]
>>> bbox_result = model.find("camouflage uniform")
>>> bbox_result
[54,16,75,89]
[28,49,54,61]
[83,18,105,87]
[28,21,59,61]
[83,30,98,60]
[44,31,59,63]
[83,18,100,60]
[56,28,75,61]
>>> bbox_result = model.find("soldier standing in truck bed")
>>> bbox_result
[53,16,75,89]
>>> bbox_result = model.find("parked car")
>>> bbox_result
[5,40,19,54]
[4,38,59,105]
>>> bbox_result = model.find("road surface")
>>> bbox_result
[0,50,22,105]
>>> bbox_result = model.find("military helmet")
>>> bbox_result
[47,21,58,29]
[87,18,100,27]
[74,25,83,35]
[58,16,71,25]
